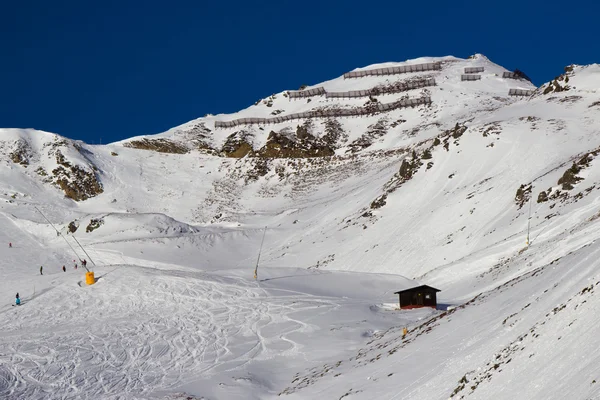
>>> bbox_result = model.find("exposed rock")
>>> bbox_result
[68,221,79,233]
[437,123,468,151]
[246,159,271,182]
[370,194,387,209]
[558,163,583,190]
[51,150,104,201]
[451,123,467,138]
[10,140,31,166]
[256,130,334,159]
[481,122,502,137]
[296,120,315,141]
[515,183,532,209]
[348,119,388,153]
[262,94,277,107]
[379,150,424,199]
[558,96,582,103]
[86,218,103,233]
[123,138,189,154]
[322,119,348,148]
[537,190,549,203]
[178,122,216,152]
[222,130,254,158]
[542,67,574,95]
[512,68,533,82]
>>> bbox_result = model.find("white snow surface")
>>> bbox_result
[2,55,600,399]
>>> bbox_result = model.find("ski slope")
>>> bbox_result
[0,211,428,399]
[1,55,600,399]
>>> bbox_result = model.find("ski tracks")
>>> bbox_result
[0,267,341,399]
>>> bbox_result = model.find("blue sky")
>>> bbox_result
[0,0,596,144]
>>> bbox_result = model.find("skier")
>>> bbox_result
[62,265,66,272]
[40,266,43,275]
[82,259,87,268]
[15,293,20,306]
[74,263,77,270]
[8,242,12,248]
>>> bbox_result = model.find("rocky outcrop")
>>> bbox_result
[542,65,574,95]
[348,119,388,153]
[10,139,32,166]
[256,130,334,159]
[222,131,255,158]
[86,218,103,233]
[515,184,532,209]
[123,138,189,154]
[52,150,103,201]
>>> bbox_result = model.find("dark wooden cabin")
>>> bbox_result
[395,285,441,310]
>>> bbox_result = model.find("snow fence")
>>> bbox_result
[287,78,436,100]
[343,62,441,79]
[464,66,484,73]
[508,88,535,96]
[503,72,521,79]
[287,87,327,99]
[461,74,481,81]
[214,96,432,129]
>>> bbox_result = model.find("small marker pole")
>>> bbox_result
[526,185,533,246]
[254,226,267,280]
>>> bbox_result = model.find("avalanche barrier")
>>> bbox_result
[343,62,441,79]
[461,74,481,81]
[214,96,432,129]
[464,66,484,73]
[287,87,327,99]
[325,78,436,99]
[508,88,535,96]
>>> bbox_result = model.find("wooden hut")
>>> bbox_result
[394,285,441,309]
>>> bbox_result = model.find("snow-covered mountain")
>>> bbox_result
[2,54,600,399]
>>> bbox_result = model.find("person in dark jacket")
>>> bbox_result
[40,266,43,275]
[62,265,66,272]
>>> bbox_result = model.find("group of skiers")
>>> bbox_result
[39,259,87,275]
[9,243,90,306]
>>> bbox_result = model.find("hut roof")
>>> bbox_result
[394,285,441,295]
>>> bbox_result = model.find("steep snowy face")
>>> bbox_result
[3,55,598,275]
[143,54,536,157]
[2,54,599,282]
[0,129,103,202]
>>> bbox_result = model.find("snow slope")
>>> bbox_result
[1,55,600,399]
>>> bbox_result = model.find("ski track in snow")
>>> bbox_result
[0,263,347,399]
[0,212,353,399]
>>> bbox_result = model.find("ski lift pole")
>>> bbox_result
[69,235,93,272]
[34,206,82,264]
[254,226,267,280]
[526,185,533,246]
